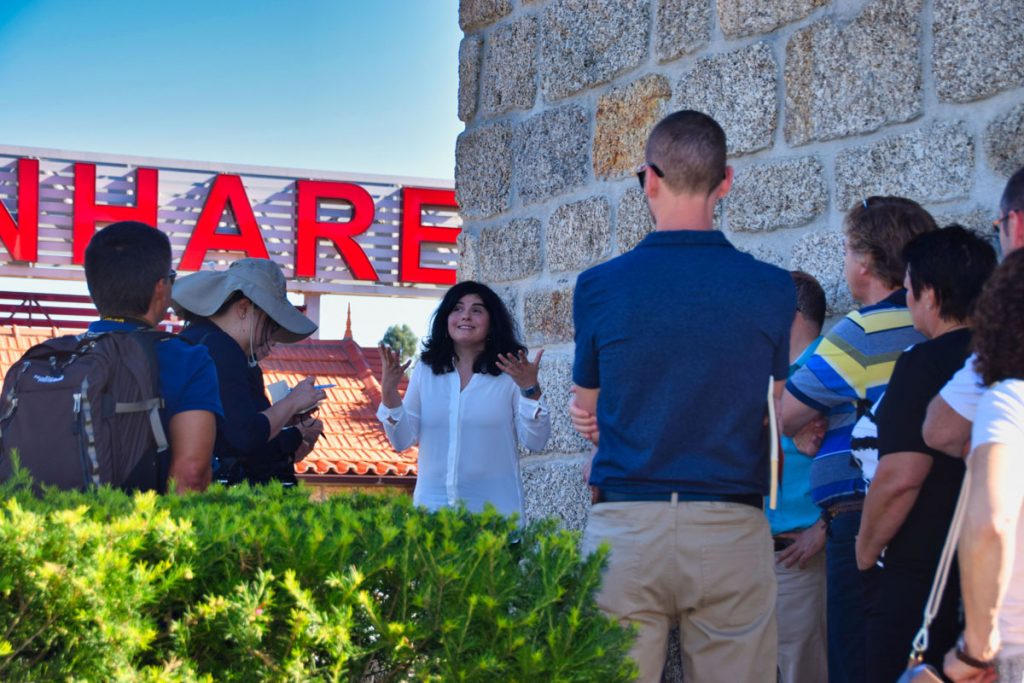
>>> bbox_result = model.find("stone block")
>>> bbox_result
[790,230,855,316]
[458,36,482,123]
[718,0,826,39]
[539,0,649,101]
[834,120,974,210]
[459,0,512,31]
[934,0,1024,103]
[456,230,479,282]
[785,0,923,146]
[673,42,777,156]
[514,105,590,205]
[616,186,654,253]
[594,75,672,180]
[524,284,574,344]
[739,243,788,269]
[656,0,711,63]
[476,218,542,283]
[521,458,591,530]
[726,156,827,232]
[534,353,593,455]
[548,196,612,272]
[455,122,513,219]
[481,17,538,117]
[984,103,1024,178]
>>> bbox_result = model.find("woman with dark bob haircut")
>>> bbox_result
[944,249,1024,683]
[376,281,550,518]
[855,226,997,681]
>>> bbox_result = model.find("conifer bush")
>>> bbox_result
[0,471,635,682]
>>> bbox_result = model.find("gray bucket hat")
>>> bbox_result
[172,258,317,343]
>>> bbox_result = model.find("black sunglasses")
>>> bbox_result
[636,162,665,189]
[166,269,177,285]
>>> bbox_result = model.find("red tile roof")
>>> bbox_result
[262,339,417,478]
[0,323,417,481]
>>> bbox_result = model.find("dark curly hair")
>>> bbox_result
[973,249,1024,385]
[844,196,938,289]
[420,281,526,376]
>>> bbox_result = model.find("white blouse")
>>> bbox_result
[376,362,551,518]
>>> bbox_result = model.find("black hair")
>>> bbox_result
[420,281,525,376]
[902,225,997,323]
[1001,166,1024,214]
[83,220,171,318]
[790,270,826,331]
[645,110,727,195]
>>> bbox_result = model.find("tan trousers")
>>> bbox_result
[775,547,828,683]
[582,500,778,683]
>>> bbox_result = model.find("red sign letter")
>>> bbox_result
[72,163,158,264]
[179,174,270,271]
[0,158,39,262]
[295,180,378,280]
[400,187,459,285]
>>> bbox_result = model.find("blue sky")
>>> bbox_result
[0,0,462,343]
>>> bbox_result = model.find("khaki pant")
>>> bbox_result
[582,500,777,683]
[775,547,828,683]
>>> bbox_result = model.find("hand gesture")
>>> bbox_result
[288,377,327,416]
[496,349,544,394]
[379,344,410,409]
[793,414,827,456]
[569,391,599,446]
[776,520,826,569]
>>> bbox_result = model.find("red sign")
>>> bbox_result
[0,149,460,293]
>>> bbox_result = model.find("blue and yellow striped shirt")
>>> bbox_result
[786,290,924,507]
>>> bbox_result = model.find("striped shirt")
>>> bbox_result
[786,290,925,507]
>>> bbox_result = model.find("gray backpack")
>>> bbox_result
[0,330,171,492]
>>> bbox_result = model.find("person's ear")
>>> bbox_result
[236,298,252,320]
[716,165,734,200]
[1010,210,1024,251]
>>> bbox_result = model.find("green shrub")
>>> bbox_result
[0,471,635,682]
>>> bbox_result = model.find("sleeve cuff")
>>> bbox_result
[518,395,548,418]
[376,402,405,424]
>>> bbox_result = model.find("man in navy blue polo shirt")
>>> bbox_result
[572,111,795,683]
[84,221,223,492]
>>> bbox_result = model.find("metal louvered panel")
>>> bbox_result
[0,145,460,299]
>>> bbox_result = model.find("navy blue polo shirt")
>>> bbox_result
[86,319,224,424]
[573,229,794,496]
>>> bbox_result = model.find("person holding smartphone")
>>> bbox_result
[172,258,327,486]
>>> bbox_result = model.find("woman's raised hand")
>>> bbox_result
[379,344,411,409]
[496,349,544,393]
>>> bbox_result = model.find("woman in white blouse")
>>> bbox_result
[376,281,550,518]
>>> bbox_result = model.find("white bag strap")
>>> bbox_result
[768,376,779,510]
[909,467,971,661]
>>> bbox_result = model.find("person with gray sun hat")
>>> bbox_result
[172,258,327,486]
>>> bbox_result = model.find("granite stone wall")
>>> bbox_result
[454,0,1024,533]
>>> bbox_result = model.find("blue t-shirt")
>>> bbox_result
[86,319,224,424]
[573,229,794,496]
[767,337,823,535]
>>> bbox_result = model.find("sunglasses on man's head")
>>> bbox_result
[635,162,665,189]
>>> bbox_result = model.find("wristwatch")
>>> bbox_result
[520,384,541,398]
[956,635,995,670]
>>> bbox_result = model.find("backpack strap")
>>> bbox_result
[130,329,180,454]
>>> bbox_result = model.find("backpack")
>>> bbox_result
[0,329,172,493]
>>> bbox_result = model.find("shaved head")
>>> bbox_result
[645,110,727,195]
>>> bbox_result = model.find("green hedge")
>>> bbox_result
[0,470,634,682]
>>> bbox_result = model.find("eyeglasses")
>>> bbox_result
[166,269,177,285]
[636,162,665,189]
[993,211,1015,234]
